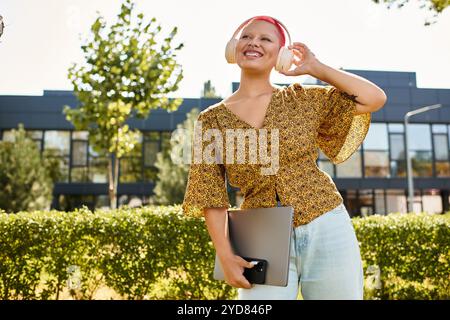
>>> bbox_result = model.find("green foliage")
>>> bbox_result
[0,124,53,213]
[152,108,200,205]
[372,0,449,25]
[353,212,450,299]
[0,205,234,299]
[63,0,184,207]
[0,207,448,299]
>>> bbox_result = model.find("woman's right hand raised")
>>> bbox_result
[219,253,254,289]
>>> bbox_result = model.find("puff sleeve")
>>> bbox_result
[301,84,371,164]
[181,111,231,218]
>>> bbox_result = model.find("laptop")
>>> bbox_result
[213,205,294,287]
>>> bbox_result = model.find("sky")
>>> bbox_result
[0,0,449,98]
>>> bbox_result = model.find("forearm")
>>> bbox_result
[204,207,234,259]
[309,61,387,110]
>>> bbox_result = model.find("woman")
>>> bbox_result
[182,15,387,300]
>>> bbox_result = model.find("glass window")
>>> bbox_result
[422,189,442,214]
[71,167,89,182]
[359,189,374,217]
[2,130,15,142]
[411,150,433,177]
[73,131,88,140]
[318,161,334,177]
[390,160,406,177]
[144,131,160,141]
[336,148,362,178]
[432,124,447,133]
[433,135,449,161]
[388,123,404,133]
[26,130,43,140]
[407,124,431,150]
[374,189,386,215]
[386,189,407,214]
[72,140,88,166]
[44,131,70,156]
[119,157,142,182]
[343,189,358,217]
[89,157,108,183]
[144,141,159,167]
[364,151,389,177]
[390,134,405,160]
[436,162,450,177]
[364,123,388,150]
[25,130,43,151]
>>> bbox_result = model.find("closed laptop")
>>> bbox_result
[213,205,294,287]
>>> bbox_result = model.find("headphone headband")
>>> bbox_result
[230,15,291,47]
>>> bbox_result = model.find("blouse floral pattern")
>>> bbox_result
[181,82,371,227]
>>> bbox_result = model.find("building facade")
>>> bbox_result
[1,69,449,217]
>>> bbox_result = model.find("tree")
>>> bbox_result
[64,0,184,209]
[202,80,220,98]
[0,124,53,212]
[151,108,200,205]
[372,0,449,25]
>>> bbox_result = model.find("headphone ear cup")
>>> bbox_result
[275,47,294,73]
[225,38,238,64]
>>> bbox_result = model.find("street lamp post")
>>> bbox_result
[404,104,442,213]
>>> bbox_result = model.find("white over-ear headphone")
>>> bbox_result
[225,15,294,73]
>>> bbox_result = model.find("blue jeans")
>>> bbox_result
[237,202,364,300]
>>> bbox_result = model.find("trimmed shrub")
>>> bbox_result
[0,207,448,299]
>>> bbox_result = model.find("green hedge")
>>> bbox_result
[0,206,448,300]
[353,212,450,299]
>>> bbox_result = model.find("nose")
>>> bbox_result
[247,37,260,48]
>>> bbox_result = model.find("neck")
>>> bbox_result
[237,69,274,97]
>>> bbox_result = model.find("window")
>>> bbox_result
[432,125,450,177]
[390,134,405,160]
[89,155,108,183]
[364,124,389,177]
[336,147,362,178]
[143,131,163,182]
[364,124,388,150]
[1,130,15,142]
[389,133,406,177]
[343,189,358,217]
[44,131,70,156]
[374,189,386,215]
[71,131,89,182]
[317,149,334,177]
[406,124,432,177]
[72,140,88,166]
[386,189,407,214]
[359,189,374,217]
[26,130,43,151]
[44,130,70,182]
[388,123,404,133]
[144,141,159,167]
[422,189,442,214]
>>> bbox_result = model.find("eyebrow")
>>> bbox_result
[241,32,274,38]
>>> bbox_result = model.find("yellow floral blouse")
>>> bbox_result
[181,82,371,227]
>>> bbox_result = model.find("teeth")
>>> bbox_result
[245,51,262,57]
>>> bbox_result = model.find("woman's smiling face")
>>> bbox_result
[236,19,283,72]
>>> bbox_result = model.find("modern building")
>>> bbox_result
[1,69,449,217]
